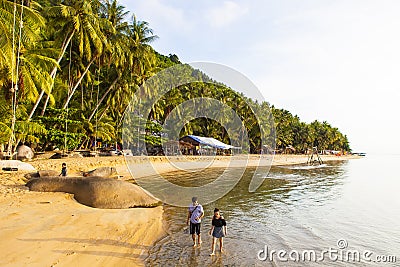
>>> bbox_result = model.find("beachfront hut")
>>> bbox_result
[163,140,194,155]
[179,135,240,155]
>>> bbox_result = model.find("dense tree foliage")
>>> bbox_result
[271,108,350,152]
[0,0,351,154]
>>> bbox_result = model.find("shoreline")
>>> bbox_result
[124,154,360,179]
[0,154,361,266]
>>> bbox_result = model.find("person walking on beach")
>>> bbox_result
[186,197,204,247]
[209,208,227,256]
[59,163,67,177]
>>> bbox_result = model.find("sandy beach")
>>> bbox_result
[0,154,359,266]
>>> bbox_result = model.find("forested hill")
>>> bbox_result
[0,0,350,153]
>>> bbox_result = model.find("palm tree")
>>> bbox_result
[87,14,158,122]
[0,0,58,154]
[0,0,44,81]
[28,0,108,117]
[86,0,129,122]
[0,0,54,98]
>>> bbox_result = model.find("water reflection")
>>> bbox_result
[146,161,356,266]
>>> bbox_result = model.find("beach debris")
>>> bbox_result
[83,167,118,178]
[16,145,34,160]
[0,160,35,171]
[25,177,161,209]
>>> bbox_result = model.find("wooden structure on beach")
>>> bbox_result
[163,140,194,155]
[179,135,240,155]
[307,146,323,165]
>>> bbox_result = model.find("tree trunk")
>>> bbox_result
[28,89,45,120]
[78,136,88,150]
[98,103,110,121]
[87,75,120,122]
[40,69,57,116]
[63,57,96,109]
[28,29,75,120]
[41,93,50,116]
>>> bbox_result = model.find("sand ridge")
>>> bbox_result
[0,183,164,267]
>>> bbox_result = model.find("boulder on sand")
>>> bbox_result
[16,145,34,160]
[83,167,117,178]
[24,170,59,179]
[0,160,35,171]
[25,177,161,209]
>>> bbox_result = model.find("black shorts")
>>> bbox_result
[190,222,201,235]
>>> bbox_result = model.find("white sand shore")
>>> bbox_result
[0,154,360,266]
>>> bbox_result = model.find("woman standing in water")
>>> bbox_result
[209,208,227,256]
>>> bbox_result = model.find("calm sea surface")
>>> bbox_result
[145,155,400,266]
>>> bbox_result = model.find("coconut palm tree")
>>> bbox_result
[87,13,158,122]
[85,0,130,122]
[28,0,108,117]
[0,0,55,99]
[0,0,44,81]
[0,0,58,154]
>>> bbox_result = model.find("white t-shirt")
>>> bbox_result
[188,203,204,224]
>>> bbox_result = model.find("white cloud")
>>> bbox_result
[119,0,191,32]
[205,1,248,28]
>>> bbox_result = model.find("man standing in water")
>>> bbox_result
[186,197,204,247]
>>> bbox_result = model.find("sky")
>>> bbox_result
[120,0,400,154]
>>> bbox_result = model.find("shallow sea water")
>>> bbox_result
[146,155,400,266]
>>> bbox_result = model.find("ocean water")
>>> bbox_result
[146,155,400,266]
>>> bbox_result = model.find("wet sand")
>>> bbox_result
[0,154,359,266]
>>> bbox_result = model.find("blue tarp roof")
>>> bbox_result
[183,135,239,149]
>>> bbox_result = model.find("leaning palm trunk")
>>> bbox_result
[40,91,51,116]
[63,57,96,109]
[40,69,57,116]
[98,104,110,121]
[78,136,89,150]
[28,29,75,120]
[87,75,120,122]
